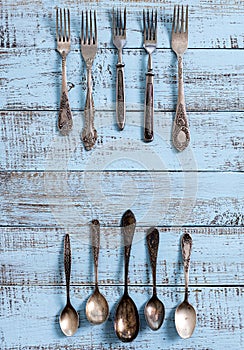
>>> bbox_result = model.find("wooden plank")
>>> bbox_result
[0,227,243,286]
[0,0,244,49]
[0,171,243,227]
[0,285,243,349]
[0,111,243,171]
[1,49,243,111]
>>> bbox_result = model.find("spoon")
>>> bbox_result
[86,219,109,325]
[144,227,165,330]
[175,232,196,339]
[59,234,79,336]
[114,209,140,342]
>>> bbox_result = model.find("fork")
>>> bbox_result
[80,10,98,150]
[56,8,73,136]
[113,8,127,130]
[143,9,157,142]
[171,5,190,151]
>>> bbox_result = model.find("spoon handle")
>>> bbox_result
[146,228,159,296]
[121,210,136,294]
[64,234,71,303]
[91,219,100,288]
[181,233,193,301]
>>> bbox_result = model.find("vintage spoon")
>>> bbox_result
[59,234,79,336]
[114,209,140,342]
[86,219,109,325]
[144,228,165,330]
[175,233,196,339]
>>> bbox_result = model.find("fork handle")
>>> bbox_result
[144,71,154,142]
[58,55,73,136]
[116,63,126,130]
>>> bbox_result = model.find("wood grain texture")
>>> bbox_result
[0,111,243,171]
[0,49,243,111]
[0,0,244,49]
[0,286,243,350]
[0,227,243,286]
[0,171,243,227]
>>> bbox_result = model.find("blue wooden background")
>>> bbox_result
[0,0,243,349]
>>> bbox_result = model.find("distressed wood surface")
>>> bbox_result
[1,49,243,111]
[0,286,243,350]
[0,227,243,286]
[0,0,244,49]
[0,111,243,171]
[1,171,243,227]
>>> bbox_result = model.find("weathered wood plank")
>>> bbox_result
[0,0,244,49]
[0,111,243,171]
[0,171,243,227]
[0,227,243,286]
[1,49,243,111]
[0,286,243,349]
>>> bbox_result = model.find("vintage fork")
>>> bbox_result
[143,9,157,142]
[56,8,73,136]
[113,8,127,130]
[80,10,98,150]
[171,5,190,151]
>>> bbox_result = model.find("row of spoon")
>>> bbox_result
[59,210,196,341]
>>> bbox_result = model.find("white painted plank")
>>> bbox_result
[0,227,243,286]
[0,111,243,171]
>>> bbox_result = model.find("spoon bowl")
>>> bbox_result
[115,293,139,342]
[175,300,196,339]
[144,294,165,331]
[86,287,109,325]
[60,303,79,336]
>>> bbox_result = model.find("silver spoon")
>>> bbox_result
[59,234,79,336]
[86,219,109,325]
[114,209,140,342]
[144,228,165,330]
[175,232,196,339]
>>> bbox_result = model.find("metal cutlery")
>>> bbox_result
[56,8,73,136]
[171,5,190,151]
[113,8,127,130]
[80,10,98,150]
[143,9,157,142]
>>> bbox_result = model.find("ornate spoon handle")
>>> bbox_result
[64,234,71,304]
[91,219,100,288]
[58,55,73,136]
[181,232,193,301]
[146,228,159,296]
[121,210,136,295]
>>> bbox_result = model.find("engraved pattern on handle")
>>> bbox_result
[181,233,193,301]
[64,234,71,303]
[116,63,126,130]
[146,227,159,296]
[144,72,154,142]
[121,210,136,295]
[172,55,190,151]
[91,219,100,288]
[58,55,73,136]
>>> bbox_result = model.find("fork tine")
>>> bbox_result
[56,8,59,40]
[147,9,150,40]
[181,5,184,33]
[85,10,88,44]
[68,9,70,40]
[124,7,126,33]
[154,9,157,41]
[119,8,122,35]
[176,5,180,33]
[94,10,97,44]
[60,8,63,40]
[172,5,176,33]
[63,9,66,40]
[90,10,92,44]
[185,5,188,33]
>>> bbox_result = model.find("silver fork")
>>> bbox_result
[56,8,73,136]
[143,9,157,142]
[171,5,190,151]
[113,8,127,130]
[80,10,98,151]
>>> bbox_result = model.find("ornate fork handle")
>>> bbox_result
[82,66,97,151]
[116,61,126,130]
[144,68,154,142]
[172,55,190,151]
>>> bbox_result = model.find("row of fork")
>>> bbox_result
[56,6,189,152]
